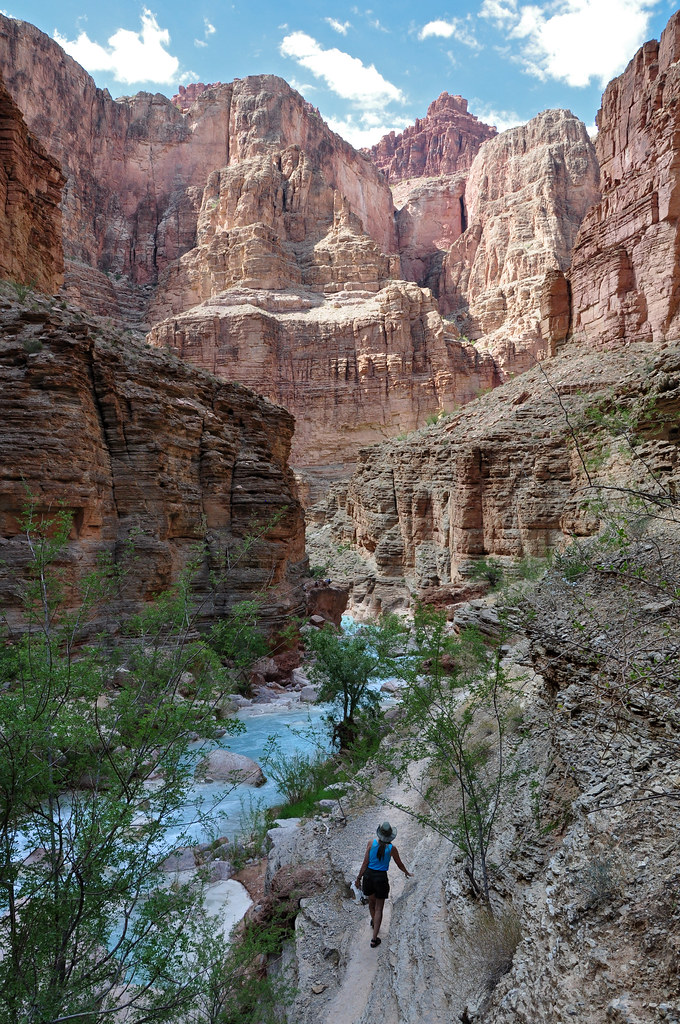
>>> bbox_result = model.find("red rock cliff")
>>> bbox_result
[0,74,64,292]
[569,11,680,348]
[367,92,496,183]
[439,109,600,373]
[0,296,307,636]
[0,16,396,323]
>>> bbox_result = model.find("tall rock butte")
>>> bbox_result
[367,92,497,183]
[438,109,600,372]
[370,96,600,376]
[568,10,680,348]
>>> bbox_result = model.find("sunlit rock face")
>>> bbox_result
[437,109,601,374]
[0,16,396,325]
[568,11,680,349]
[366,92,497,183]
[148,282,499,504]
[0,73,64,293]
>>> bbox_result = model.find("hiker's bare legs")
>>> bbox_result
[369,895,385,942]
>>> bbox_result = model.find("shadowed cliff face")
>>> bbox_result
[569,10,680,349]
[0,74,64,293]
[0,294,308,636]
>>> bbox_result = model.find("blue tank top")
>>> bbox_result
[368,839,392,871]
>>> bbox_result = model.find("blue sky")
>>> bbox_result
[4,1,678,145]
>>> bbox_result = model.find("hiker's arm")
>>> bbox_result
[355,842,371,885]
[392,846,412,877]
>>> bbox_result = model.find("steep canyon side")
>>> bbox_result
[0,73,64,292]
[0,296,307,636]
[309,13,680,613]
[569,11,680,349]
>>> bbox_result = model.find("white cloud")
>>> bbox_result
[326,17,351,34]
[479,0,519,24]
[480,0,659,88]
[54,9,179,85]
[419,17,482,49]
[289,77,317,94]
[280,31,404,108]
[195,17,216,48]
[469,103,527,132]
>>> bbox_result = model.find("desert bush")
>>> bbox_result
[456,907,522,990]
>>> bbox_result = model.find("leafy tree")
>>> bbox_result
[0,503,279,1024]
[305,616,407,749]
[379,603,525,903]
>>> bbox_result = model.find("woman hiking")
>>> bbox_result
[355,821,412,947]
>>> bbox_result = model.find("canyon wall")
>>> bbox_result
[569,11,680,348]
[0,17,396,325]
[309,340,680,615]
[0,296,307,636]
[0,74,64,292]
[149,282,499,503]
[438,109,600,372]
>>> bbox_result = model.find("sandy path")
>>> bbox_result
[323,801,413,1024]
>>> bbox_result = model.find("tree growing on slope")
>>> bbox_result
[0,502,284,1024]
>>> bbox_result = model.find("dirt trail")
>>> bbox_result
[323,802,413,1024]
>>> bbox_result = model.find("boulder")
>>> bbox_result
[299,685,319,703]
[197,750,266,787]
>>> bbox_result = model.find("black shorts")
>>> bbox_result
[362,867,390,899]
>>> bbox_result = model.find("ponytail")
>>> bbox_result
[376,839,387,861]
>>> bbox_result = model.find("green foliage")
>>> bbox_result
[469,556,505,589]
[309,562,330,580]
[0,502,275,1023]
[379,604,525,902]
[261,733,331,806]
[306,616,407,748]
[8,278,35,301]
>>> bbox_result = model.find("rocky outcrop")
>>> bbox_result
[438,110,600,373]
[149,281,499,498]
[0,17,396,324]
[367,92,496,183]
[308,339,680,616]
[171,82,223,112]
[569,11,680,349]
[0,294,307,637]
[0,74,64,292]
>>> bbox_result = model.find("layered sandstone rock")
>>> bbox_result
[392,173,468,285]
[0,295,307,636]
[367,92,496,183]
[149,281,499,500]
[569,11,680,348]
[308,341,680,616]
[0,75,64,292]
[438,109,600,373]
[0,17,396,323]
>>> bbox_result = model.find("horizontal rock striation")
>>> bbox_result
[569,11,680,348]
[367,92,496,183]
[309,341,680,615]
[0,74,64,292]
[0,297,307,636]
[438,109,600,373]
[149,281,499,499]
